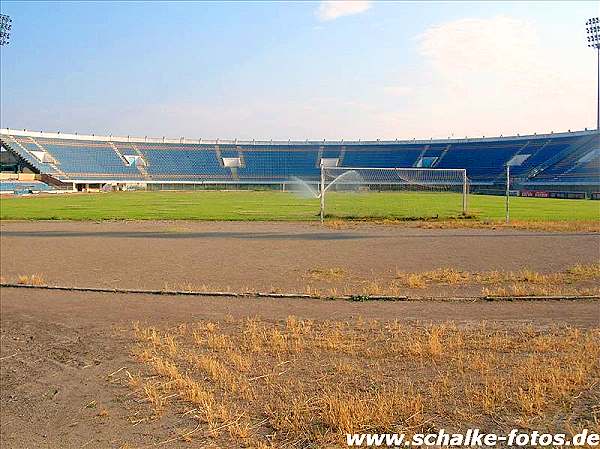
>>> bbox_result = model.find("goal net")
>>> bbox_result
[319,167,469,221]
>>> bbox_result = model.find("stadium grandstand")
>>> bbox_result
[1,128,598,197]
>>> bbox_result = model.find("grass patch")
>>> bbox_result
[481,284,599,297]
[416,219,600,233]
[1,190,599,223]
[306,266,346,281]
[120,318,600,448]
[16,274,46,286]
[394,264,600,290]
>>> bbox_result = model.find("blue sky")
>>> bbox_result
[0,1,598,139]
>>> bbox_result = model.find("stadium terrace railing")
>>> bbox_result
[1,128,596,147]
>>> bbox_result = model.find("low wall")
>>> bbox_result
[18,173,36,181]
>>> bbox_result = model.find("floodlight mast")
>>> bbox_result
[0,14,11,46]
[587,17,600,130]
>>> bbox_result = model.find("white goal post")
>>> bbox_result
[319,166,469,222]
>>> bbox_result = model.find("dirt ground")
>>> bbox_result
[1,220,599,296]
[1,220,599,448]
[1,288,599,448]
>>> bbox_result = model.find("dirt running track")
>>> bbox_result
[1,220,599,295]
[1,220,599,448]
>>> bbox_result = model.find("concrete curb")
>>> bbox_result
[1,283,598,302]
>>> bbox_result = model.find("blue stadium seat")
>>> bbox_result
[43,141,141,177]
[0,180,54,192]
[1,131,597,187]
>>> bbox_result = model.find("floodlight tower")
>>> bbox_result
[587,17,600,130]
[0,14,11,46]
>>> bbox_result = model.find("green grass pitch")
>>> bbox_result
[1,190,598,221]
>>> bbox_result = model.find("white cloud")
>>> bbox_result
[417,16,538,75]
[382,85,413,97]
[375,15,595,138]
[316,1,372,22]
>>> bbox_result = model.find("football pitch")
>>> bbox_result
[1,190,598,222]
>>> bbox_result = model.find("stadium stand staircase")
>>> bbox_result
[560,146,599,178]
[129,143,150,179]
[517,140,550,174]
[338,146,346,165]
[413,144,430,167]
[108,141,132,165]
[223,145,241,180]
[490,140,532,184]
[1,136,40,171]
[215,144,243,179]
[534,135,599,183]
[215,145,223,166]
[1,135,67,178]
[433,144,451,167]
[29,137,55,159]
[29,137,69,179]
[38,173,71,189]
[237,147,246,168]
[513,140,532,158]
[528,134,597,180]
[317,144,344,167]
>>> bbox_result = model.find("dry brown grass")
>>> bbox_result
[16,274,46,286]
[162,282,238,294]
[322,219,361,230]
[415,219,600,233]
[5,264,598,301]
[482,284,600,297]
[567,263,600,279]
[395,268,470,288]
[393,263,600,291]
[123,318,600,448]
[306,266,346,281]
[324,218,600,233]
[160,264,600,299]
